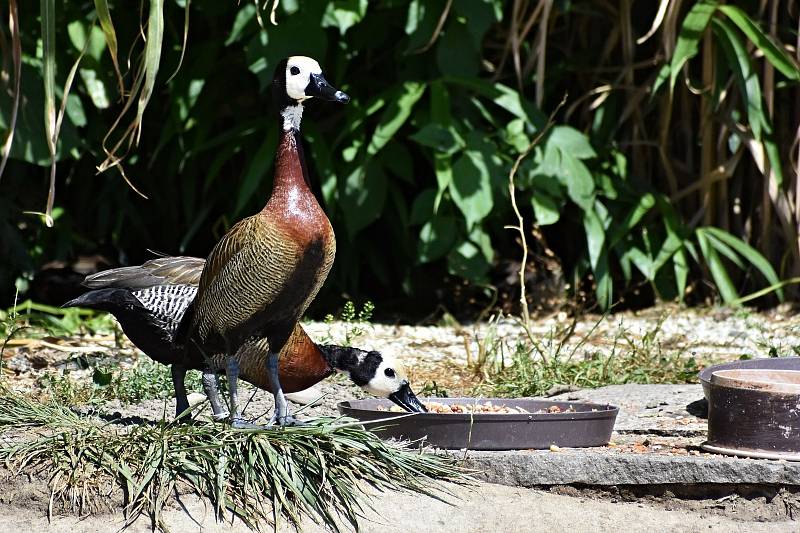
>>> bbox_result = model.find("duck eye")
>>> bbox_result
[384,368,396,378]
[290,66,300,76]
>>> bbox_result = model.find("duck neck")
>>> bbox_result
[266,104,312,208]
[318,345,365,375]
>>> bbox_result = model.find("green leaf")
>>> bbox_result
[226,4,257,45]
[410,188,437,225]
[322,0,369,35]
[531,191,561,225]
[607,193,656,248]
[93,0,123,94]
[548,126,596,160]
[367,82,425,156]
[583,205,606,271]
[437,18,480,77]
[674,248,689,302]
[718,5,800,81]
[341,162,388,237]
[444,77,545,128]
[449,150,493,229]
[409,124,464,155]
[657,0,717,94]
[418,215,456,263]
[701,226,784,300]
[559,152,595,210]
[713,18,765,140]
[696,229,738,303]
[447,239,489,282]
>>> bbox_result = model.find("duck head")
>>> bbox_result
[325,347,427,413]
[273,56,349,131]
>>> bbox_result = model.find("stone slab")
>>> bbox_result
[460,448,800,486]
[550,383,707,436]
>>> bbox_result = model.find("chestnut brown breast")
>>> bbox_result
[187,129,336,351]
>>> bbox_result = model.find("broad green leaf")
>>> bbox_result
[404,0,424,35]
[418,215,457,263]
[656,0,717,94]
[713,18,765,140]
[341,162,388,237]
[226,4,257,45]
[409,124,464,155]
[367,82,425,156]
[559,152,595,210]
[583,205,606,271]
[696,229,738,303]
[437,18,480,77]
[444,77,545,128]
[626,246,654,281]
[701,226,784,300]
[594,251,613,310]
[674,248,689,301]
[718,5,800,81]
[531,192,561,225]
[700,228,745,270]
[232,128,277,218]
[608,193,656,247]
[449,150,493,229]
[548,126,596,160]
[67,22,106,62]
[410,188,437,225]
[447,238,490,282]
[322,0,369,35]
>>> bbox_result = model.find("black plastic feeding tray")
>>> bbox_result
[338,398,618,451]
[699,357,800,461]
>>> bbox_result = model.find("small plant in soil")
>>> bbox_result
[322,300,375,345]
[0,385,467,532]
[37,358,203,406]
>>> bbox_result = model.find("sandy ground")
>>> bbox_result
[2,306,799,531]
[0,482,794,533]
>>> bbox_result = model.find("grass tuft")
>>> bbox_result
[0,386,466,531]
[470,314,700,398]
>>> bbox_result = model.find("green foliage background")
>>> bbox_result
[1,0,799,316]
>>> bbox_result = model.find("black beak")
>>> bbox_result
[388,382,427,413]
[306,73,350,103]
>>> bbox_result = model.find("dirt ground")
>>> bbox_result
[0,478,795,533]
[1,306,799,531]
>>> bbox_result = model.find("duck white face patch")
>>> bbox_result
[285,56,322,101]
[363,355,408,397]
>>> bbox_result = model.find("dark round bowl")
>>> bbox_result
[699,359,800,461]
[338,397,618,451]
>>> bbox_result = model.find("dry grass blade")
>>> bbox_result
[0,387,468,532]
[637,0,671,45]
[135,0,164,145]
[93,0,125,97]
[166,0,191,83]
[0,0,20,183]
[98,0,164,194]
[40,0,57,227]
[505,95,566,330]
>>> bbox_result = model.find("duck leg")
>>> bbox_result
[265,351,298,426]
[226,357,257,428]
[171,365,190,419]
[201,370,228,420]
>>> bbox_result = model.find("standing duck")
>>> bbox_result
[64,256,427,418]
[177,56,349,427]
